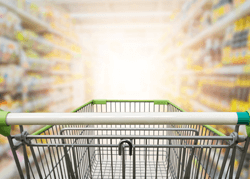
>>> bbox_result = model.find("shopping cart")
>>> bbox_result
[0,100,250,179]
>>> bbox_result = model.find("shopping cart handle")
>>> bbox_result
[1,112,249,126]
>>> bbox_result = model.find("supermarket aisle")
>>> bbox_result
[0,0,250,178]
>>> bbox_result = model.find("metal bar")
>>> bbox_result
[235,137,250,178]
[176,141,182,179]
[155,139,159,179]
[180,147,186,179]
[30,146,43,179]
[6,112,240,125]
[19,126,30,179]
[133,145,136,179]
[218,146,231,178]
[87,139,93,179]
[98,139,103,179]
[72,147,79,179]
[122,146,125,179]
[7,136,25,179]
[229,144,237,179]
[110,139,114,179]
[145,140,147,179]
[60,127,199,134]
[195,147,203,179]
[167,140,171,179]
[25,135,234,140]
[63,146,76,179]
[23,143,235,149]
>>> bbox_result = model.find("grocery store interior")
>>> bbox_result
[0,0,250,178]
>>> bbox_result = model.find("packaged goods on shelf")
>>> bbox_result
[0,65,23,92]
[24,94,51,112]
[44,33,81,53]
[0,94,22,111]
[194,75,250,112]
[24,49,39,59]
[212,0,233,24]
[234,0,249,7]
[52,63,70,72]
[43,33,66,48]
[17,29,52,54]
[231,75,250,111]
[0,37,19,63]
[23,49,54,71]
[221,15,250,65]
[44,49,72,60]
[199,11,212,31]
[0,6,22,39]
[23,76,54,92]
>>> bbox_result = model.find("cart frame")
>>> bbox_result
[0,99,250,179]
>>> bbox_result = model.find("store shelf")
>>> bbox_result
[52,83,73,89]
[52,95,73,103]
[160,0,211,51]
[176,65,250,76]
[10,107,23,113]
[0,0,79,46]
[24,85,52,92]
[162,0,250,60]
[182,0,212,30]
[183,0,250,49]
[24,97,52,111]
[0,88,22,94]
[51,58,71,64]
[51,71,72,75]
[34,37,78,56]
[190,99,217,112]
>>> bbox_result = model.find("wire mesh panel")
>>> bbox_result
[6,100,250,179]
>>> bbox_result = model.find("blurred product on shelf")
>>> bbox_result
[180,75,250,112]
[17,29,53,54]
[44,49,72,60]
[23,75,54,92]
[22,51,53,72]
[221,15,250,65]
[24,94,51,112]
[0,6,21,39]
[8,0,79,41]
[234,0,249,7]
[0,94,22,112]
[212,0,233,24]
[0,37,19,63]
[0,65,23,92]
[52,63,70,72]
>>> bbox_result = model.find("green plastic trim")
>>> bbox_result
[236,112,249,124]
[32,125,52,135]
[72,100,93,112]
[245,110,250,137]
[92,100,107,104]
[107,100,155,102]
[203,125,226,136]
[0,109,11,136]
[166,100,185,112]
[154,100,168,105]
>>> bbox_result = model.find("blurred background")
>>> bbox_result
[0,0,250,178]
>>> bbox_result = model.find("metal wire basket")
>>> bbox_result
[0,100,249,179]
